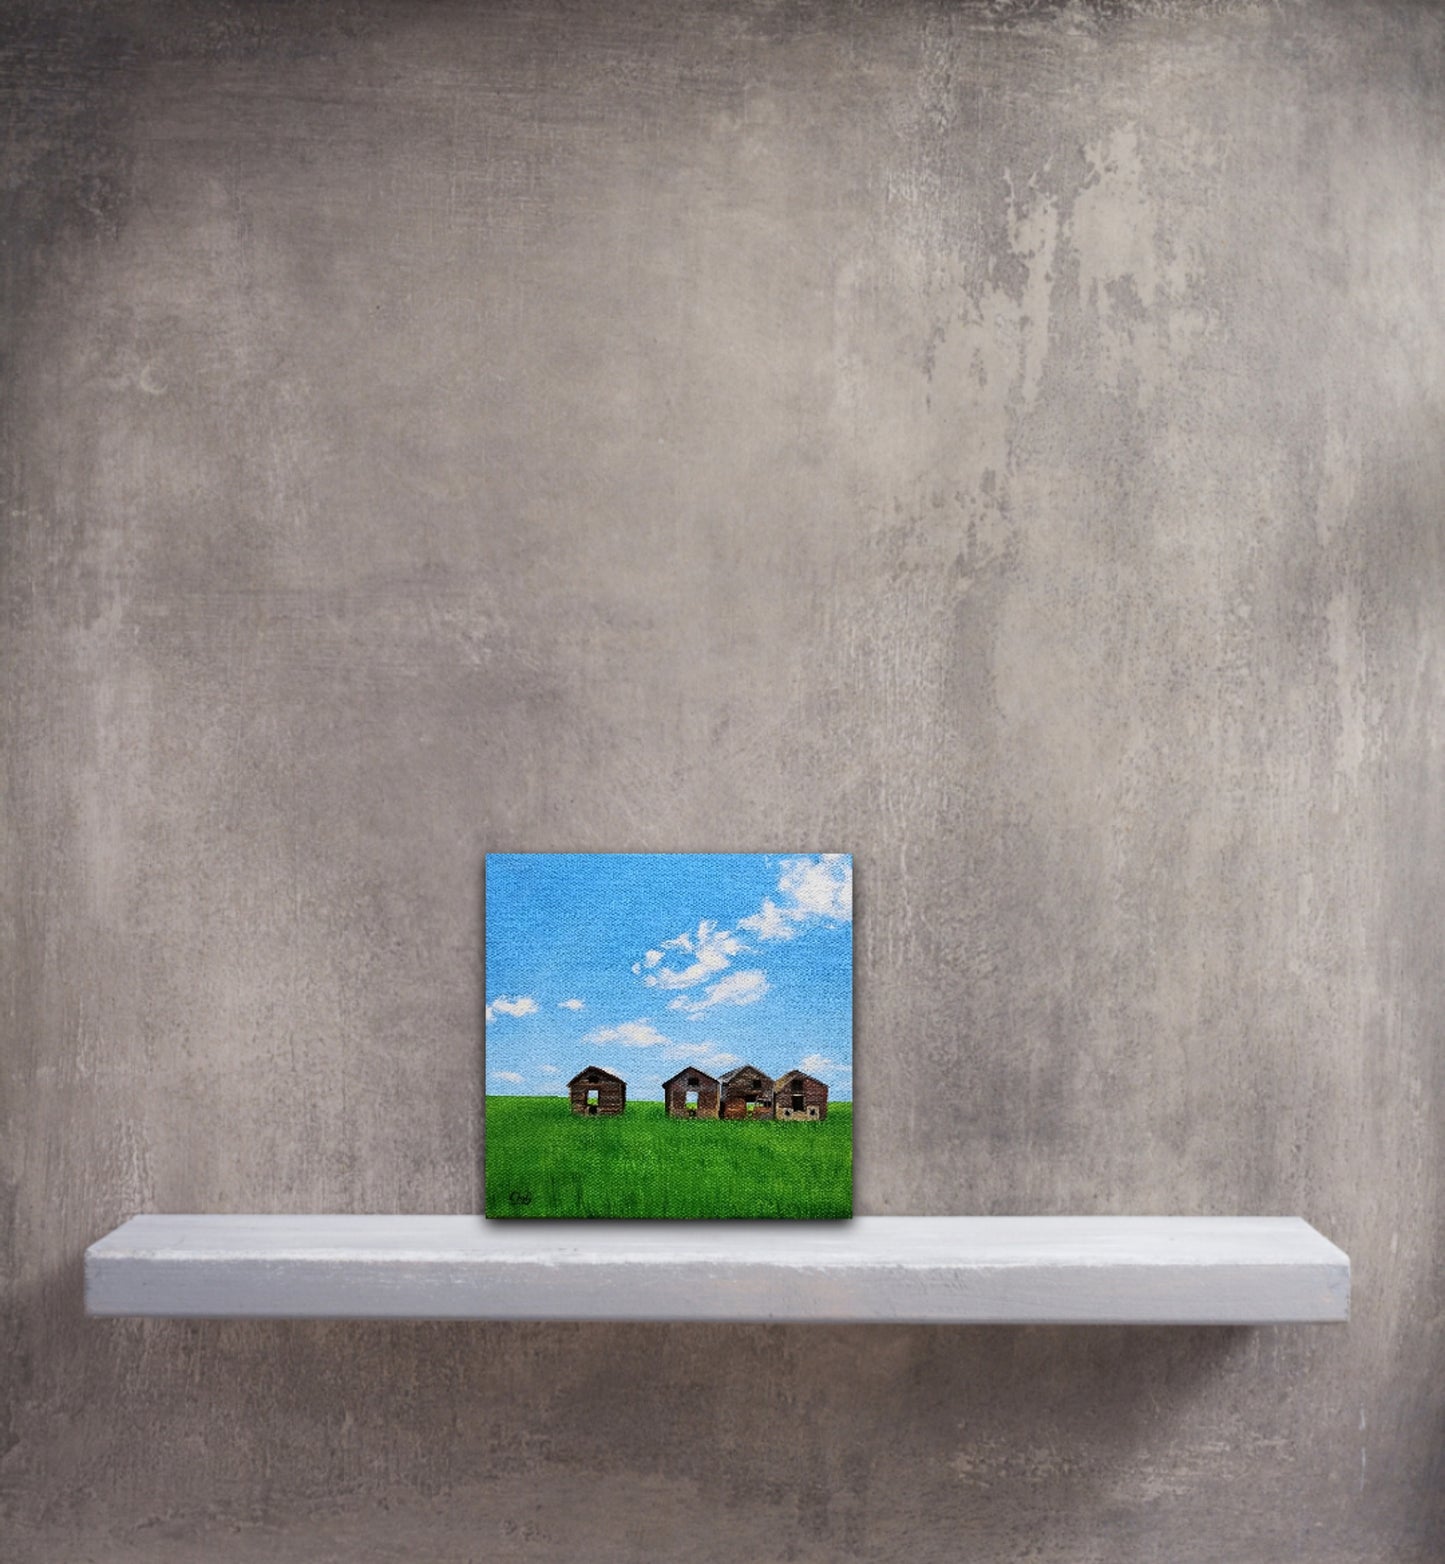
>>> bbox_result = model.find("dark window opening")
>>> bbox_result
[792,1092,805,1111]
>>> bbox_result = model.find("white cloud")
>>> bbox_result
[633,858,850,1015]
[643,919,743,990]
[539,1064,559,1075]
[586,1019,671,1049]
[796,1054,852,1095]
[668,968,770,1019]
[558,998,585,1011]
[779,855,852,921]
[661,1039,741,1068]
[494,1070,525,1084]
[737,898,797,941]
[488,996,538,1019]
[738,856,852,940]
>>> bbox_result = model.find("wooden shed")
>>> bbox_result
[718,1064,774,1120]
[662,1066,720,1119]
[568,1065,626,1115]
[773,1069,828,1121]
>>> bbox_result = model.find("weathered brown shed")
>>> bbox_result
[718,1064,774,1120]
[662,1066,720,1118]
[773,1069,828,1121]
[568,1065,626,1115]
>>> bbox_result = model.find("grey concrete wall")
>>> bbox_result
[2,0,1441,1558]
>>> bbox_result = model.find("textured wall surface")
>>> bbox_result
[2,1,1442,1559]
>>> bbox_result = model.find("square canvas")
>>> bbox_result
[484,853,852,1218]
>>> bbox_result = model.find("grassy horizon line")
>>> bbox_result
[486,1092,854,1104]
[484,1097,852,1219]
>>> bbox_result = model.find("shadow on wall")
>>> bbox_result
[34,1279,1260,1558]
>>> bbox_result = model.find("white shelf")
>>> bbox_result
[85,1215,1348,1324]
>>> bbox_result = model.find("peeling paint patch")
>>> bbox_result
[1067,122,1208,402]
[1007,172,1061,409]
[1326,586,1381,808]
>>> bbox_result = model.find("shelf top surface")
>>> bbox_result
[90,1213,1347,1267]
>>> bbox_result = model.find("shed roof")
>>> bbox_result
[661,1066,720,1089]
[567,1065,626,1087]
[718,1064,771,1086]
[774,1070,827,1091]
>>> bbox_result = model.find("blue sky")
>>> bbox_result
[484,853,852,1100]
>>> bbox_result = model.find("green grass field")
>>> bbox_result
[484,1097,852,1219]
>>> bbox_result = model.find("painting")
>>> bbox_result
[484,853,852,1218]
